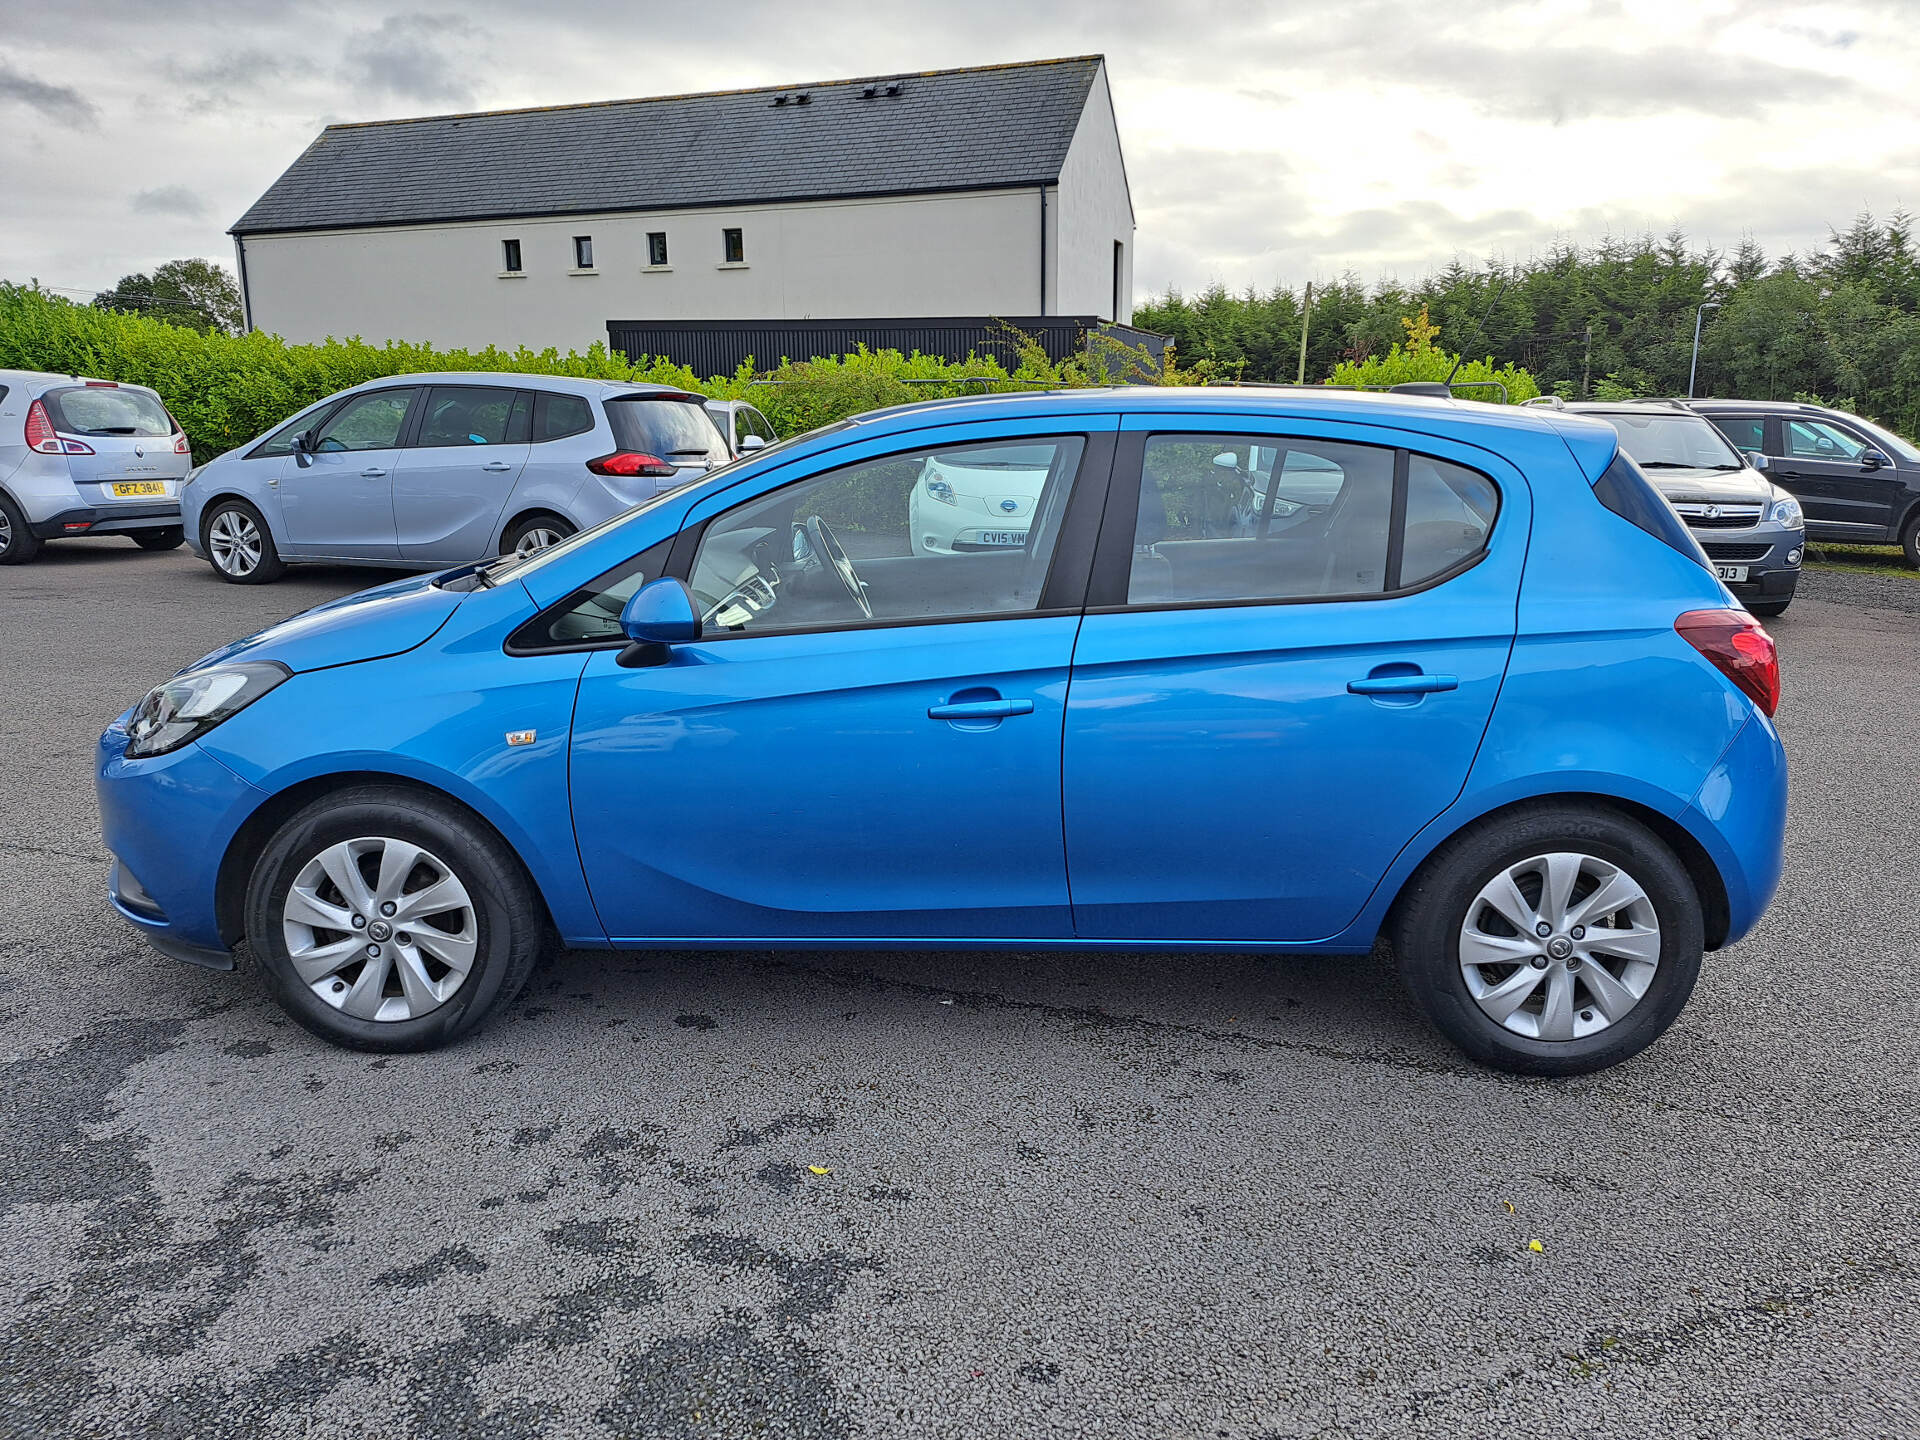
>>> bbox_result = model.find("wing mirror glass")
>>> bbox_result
[617,577,702,667]
[1861,448,1890,470]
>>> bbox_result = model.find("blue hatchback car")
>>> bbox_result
[98,389,1787,1074]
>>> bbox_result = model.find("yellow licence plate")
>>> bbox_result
[110,481,167,497]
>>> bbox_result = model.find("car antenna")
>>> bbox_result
[1443,274,1507,389]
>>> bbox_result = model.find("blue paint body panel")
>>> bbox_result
[94,388,1788,977]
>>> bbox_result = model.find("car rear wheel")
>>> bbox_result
[203,499,286,584]
[245,785,546,1052]
[0,492,41,564]
[502,512,574,558]
[132,528,185,552]
[1390,804,1704,1075]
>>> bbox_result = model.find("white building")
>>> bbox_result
[231,57,1137,364]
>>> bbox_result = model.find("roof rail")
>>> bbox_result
[1520,395,1566,409]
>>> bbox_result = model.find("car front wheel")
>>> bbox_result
[1390,804,1704,1075]
[245,785,546,1052]
[203,499,287,583]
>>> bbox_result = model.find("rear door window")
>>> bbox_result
[415,386,523,447]
[607,397,728,466]
[1708,414,1766,454]
[42,386,174,437]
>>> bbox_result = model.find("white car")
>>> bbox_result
[907,443,1057,554]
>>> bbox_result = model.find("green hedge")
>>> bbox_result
[0,285,1173,461]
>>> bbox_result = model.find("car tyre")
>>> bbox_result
[202,498,286,584]
[0,491,42,564]
[245,785,547,1053]
[1902,512,1920,570]
[501,512,575,558]
[1390,803,1704,1076]
[132,527,185,552]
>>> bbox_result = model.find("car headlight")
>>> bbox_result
[924,471,957,506]
[182,464,203,488]
[1769,495,1804,528]
[124,662,290,758]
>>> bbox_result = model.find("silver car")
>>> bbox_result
[0,370,192,564]
[704,398,779,457]
[180,373,729,584]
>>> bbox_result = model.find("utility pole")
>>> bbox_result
[1688,302,1721,399]
[1296,281,1312,385]
[1582,324,1593,398]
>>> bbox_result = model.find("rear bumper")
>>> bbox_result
[1681,712,1788,947]
[33,502,181,539]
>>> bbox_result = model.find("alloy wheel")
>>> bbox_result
[0,507,12,555]
[209,509,262,576]
[282,836,479,1022]
[1458,851,1661,1042]
[513,526,565,557]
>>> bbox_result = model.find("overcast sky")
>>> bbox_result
[3,0,1915,306]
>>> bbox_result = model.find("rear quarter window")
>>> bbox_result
[1592,453,1709,567]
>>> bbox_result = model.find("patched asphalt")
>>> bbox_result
[2,541,1916,1439]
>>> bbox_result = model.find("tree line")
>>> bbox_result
[1134,210,1920,436]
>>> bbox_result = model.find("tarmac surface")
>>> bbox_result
[2,541,1915,1439]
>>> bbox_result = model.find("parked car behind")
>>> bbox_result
[704,398,779,457]
[99,388,1786,1075]
[1689,398,1920,566]
[1526,398,1804,615]
[0,370,190,564]
[181,374,729,583]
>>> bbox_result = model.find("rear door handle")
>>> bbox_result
[360,467,389,478]
[1348,674,1458,695]
[927,698,1034,720]
[482,461,512,472]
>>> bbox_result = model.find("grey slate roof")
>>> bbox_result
[233,56,1103,236]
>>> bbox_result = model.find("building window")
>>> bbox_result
[573,235,595,270]
[722,228,744,264]
[501,238,522,274]
[1112,240,1126,320]
[647,232,668,267]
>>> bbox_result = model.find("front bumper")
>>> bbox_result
[1690,521,1803,602]
[33,502,182,539]
[97,716,266,965]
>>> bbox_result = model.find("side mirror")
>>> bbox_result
[290,432,314,468]
[739,433,768,452]
[617,577,701,668]
[1744,450,1771,472]
[1213,452,1241,470]
[1861,448,1890,470]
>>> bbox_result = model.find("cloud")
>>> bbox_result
[132,185,209,218]
[0,59,99,127]
[339,14,486,108]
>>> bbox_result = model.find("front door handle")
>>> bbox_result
[482,461,512,472]
[1347,674,1458,695]
[928,698,1034,720]
[360,466,389,478]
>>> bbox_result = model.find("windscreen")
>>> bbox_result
[1601,413,1742,471]
[42,386,175,437]
[607,397,728,466]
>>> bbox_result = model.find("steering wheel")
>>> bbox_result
[807,515,872,620]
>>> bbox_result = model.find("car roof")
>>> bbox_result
[334,372,700,400]
[0,369,164,396]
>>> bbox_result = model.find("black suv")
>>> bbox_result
[1526,398,1804,615]
[1690,399,1920,567]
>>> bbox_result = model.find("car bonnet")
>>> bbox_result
[184,570,467,675]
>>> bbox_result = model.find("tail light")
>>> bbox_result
[174,433,191,455]
[587,451,677,478]
[24,399,94,456]
[1676,609,1780,716]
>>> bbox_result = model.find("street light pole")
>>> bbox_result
[1688,302,1722,399]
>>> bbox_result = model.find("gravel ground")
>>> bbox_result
[1,544,1915,1439]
